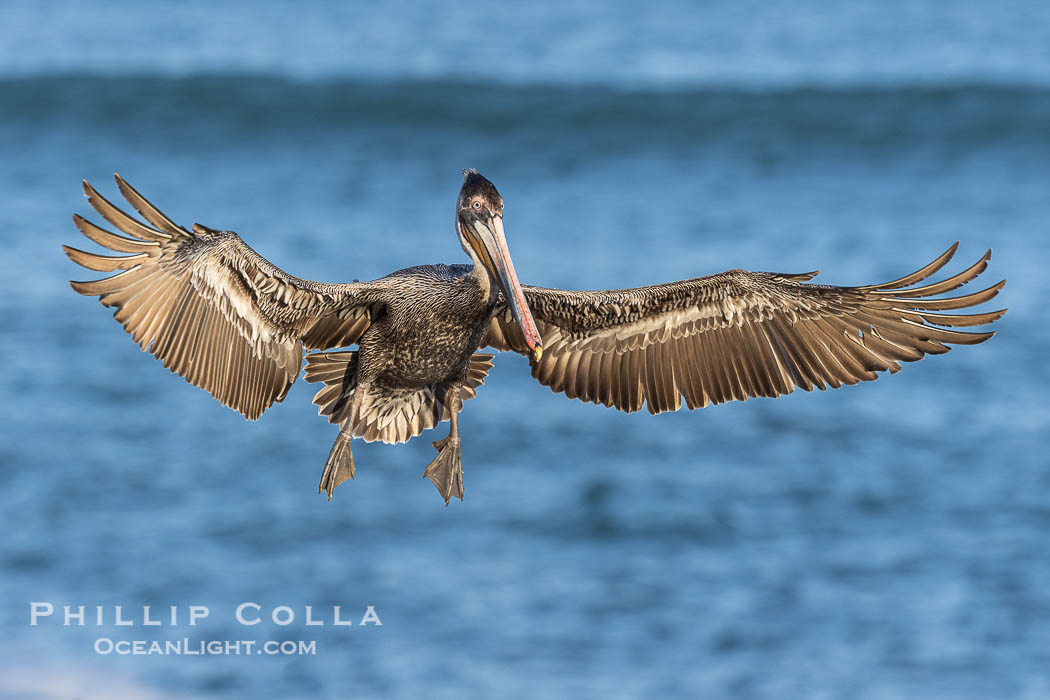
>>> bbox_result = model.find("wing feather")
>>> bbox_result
[67,175,384,419]
[486,244,1004,414]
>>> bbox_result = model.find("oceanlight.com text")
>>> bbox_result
[94,638,318,655]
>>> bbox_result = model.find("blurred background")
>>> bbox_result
[1,1,1048,697]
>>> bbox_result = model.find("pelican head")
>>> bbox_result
[456,170,542,361]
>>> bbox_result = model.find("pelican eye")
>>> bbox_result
[472,200,482,209]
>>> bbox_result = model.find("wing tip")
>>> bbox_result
[114,173,132,197]
[62,244,96,271]
[69,279,94,296]
[938,241,960,266]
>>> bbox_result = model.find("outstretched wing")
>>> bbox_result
[485,243,1005,414]
[65,175,384,419]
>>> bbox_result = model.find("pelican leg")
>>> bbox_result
[318,384,367,501]
[423,388,464,505]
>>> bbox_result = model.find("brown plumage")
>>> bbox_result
[65,172,1005,505]
[487,243,1005,414]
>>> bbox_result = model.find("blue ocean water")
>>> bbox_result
[1,2,1048,698]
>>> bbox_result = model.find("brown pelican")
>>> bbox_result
[65,171,1005,505]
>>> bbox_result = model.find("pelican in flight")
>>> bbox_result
[65,171,1005,504]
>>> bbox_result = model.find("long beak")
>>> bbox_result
[462,212,543,361]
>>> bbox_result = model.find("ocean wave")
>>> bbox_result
[4,74,1048,150]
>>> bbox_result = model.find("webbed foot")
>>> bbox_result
[424,436,463,505]
[319,432,355,501]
